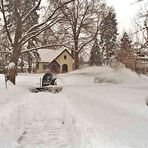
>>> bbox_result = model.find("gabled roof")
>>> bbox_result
[49,59,61,66]
[38,49,64,63]
[54,49,74,61]
[38,49,73,63]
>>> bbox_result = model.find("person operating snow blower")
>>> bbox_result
[42,69,57,86]
[30,69,62,93]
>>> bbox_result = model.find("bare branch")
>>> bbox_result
[13,0,22,46]
[0,42,12,51]
[50,29,73,50]
[21,18,61,45]
[79,18,100,52]
[21,14,60,40]
[22,0,41,23]
[25,0,74,34]
[77,4,91,37]
[21,44,62,53]
[1,0,13,47]
[0,51,12,55]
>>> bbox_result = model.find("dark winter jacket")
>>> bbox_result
[42,73,53,83]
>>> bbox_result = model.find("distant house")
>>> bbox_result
[37,49,74,73]
[135,48,148,73]
[135,56,148,71]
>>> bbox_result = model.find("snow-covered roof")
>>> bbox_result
[38,49,65,63]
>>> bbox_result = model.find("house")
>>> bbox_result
[37,49,74,73]
[135,56,148,72]
[135,48,148,73]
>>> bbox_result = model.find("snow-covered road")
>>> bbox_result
[62,83,148,148]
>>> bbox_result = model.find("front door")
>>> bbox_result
[51,65,57,73]
[62,64,68,73]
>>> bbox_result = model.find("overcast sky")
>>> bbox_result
[0,0,144,34]
[106,0,141,33]
[41,0,143,33]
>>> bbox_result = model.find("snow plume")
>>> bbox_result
[65,66,140,84]
[94,66,139,84]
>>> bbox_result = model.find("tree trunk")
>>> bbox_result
[74,52,79,69]
[20,55,24,73]
[5,0,23,85]
[28,54,32,73]
[6,46,21,85]
[74,39,79,69]
[6,68,17,85]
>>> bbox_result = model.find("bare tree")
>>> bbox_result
[133,0,148,49]
[49,0,107,69]
[0,0,74,84]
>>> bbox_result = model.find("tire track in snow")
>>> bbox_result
[17,119,69,148]
[15,93,80,148]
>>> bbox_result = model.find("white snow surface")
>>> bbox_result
[0,66,148,148]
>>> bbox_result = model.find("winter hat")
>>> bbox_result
[46,69,51,73]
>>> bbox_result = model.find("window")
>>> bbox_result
[64,55,67,59]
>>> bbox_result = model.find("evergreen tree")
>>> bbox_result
[117,32,135,70]
[120,32,132,51]
[99,8,118,64]
[89,39,102,66]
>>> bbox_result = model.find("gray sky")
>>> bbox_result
[0,0,144,34]
[42,0,142,33]
[106,0,141,33]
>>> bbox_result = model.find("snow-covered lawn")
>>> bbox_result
[0,66,148,148]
